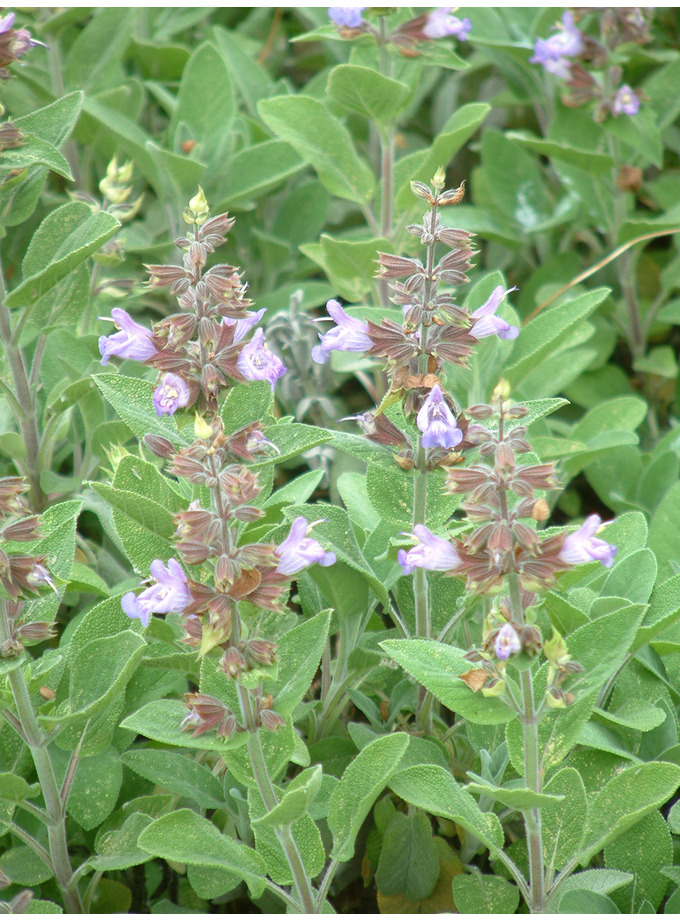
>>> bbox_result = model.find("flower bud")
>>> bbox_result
[410,180,435,204]
[183,186,210,226]
[544,628,570,668]
[432,166,446,190]
[194,414,214,441]
[532,498,550,521]
[143,434,175,459]
[481,678,506,698]
[259,708,285,732]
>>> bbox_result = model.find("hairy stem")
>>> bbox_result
[237,685,317,914]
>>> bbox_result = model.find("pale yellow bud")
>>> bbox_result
[432,165,446,190]
[194,413,213,440]
[183,186,210,226]
[481,679,506,698]
[492,379,511,402]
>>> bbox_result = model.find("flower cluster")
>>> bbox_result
[530,9,648,121]
[98,188,286,418]
[328,6,471,53]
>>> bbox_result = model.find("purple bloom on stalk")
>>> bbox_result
[417,384,463,450]
[530,11,583,79]
[471,286,520,341]
[0,13,16,33]
[495,623,521,661]
[237,328,286,390]
[121,558,191,629]
[558,514,618,568]
[398,524,461,576]
[612,84,640,117]
[328,7,366,28]
[153,373,191,416]
[275,517,336,575]
[312,299,372,364]
[98,307,156,366]
[423,8,471,40]
[222,308,267,344]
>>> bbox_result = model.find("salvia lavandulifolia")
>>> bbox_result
[99,191,336,741]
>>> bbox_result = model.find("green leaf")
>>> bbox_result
[606,107,662,168]
[327,64,410,125]
[650,483,680,583]
[557,890,621,913]
[6,201,119,309]
[120,699,247,753]
[505,130,614,175]
[505,288,610,389]
[580,762,680,863]
[376,811,439,902]
[465,777,563,811]
[388,764,505,854]
[254,422,333,466]
[90,483,175,540]
[481,129,552,230]
[169,42,234,163]
[13,92,84,147]
[121,750,225,810]
[91,812,154,871]
[64,7,135,91]
[258,94,374,205]
[568,604,647,694]
[381,639,514,725]
[313,233,390,302]
[394,103,490,208]
[329,733,410,861]
[0,135,73,181]
[602,549,657,605]
[94,374,186,445]
[215,140,304,207]
[212,26,275,119]
[61,746,122,831]
[0,773,40,803]
[552,869,634,912]
[542,767,588,873]
[263,609,331,718]
[138,809,267,898]
[452,874,520,914]
[604,811,672,911]
[252,765,322,827]
[593,700,667,733]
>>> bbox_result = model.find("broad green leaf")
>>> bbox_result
[388,764,504,853]
[650,483,680,583]
[215,140,304,207]
[329,733,410,861]
[213,26,275,118]
[258,94,374,205]
[263,609,331,718]
[94,374,186,445]
[481,129,552,230]
[60,746,122,831]
[254,422,333,466]
[169,42,234,163]
[252,765,322,827]
[557,890,620,913]
[120,699,248,753]
[381,639,514,725]
[505,130,614,174]
[223,719,295,789]
[505,288,610,389]
[312,233,390,302]
[91,813,154,871]
[606,107,662,168]
[0,136,72,180]
[568,604,647,694]
[0,773,40,803]
[220,379,275,434]
[13,92,84,147]
[604,811,672,911]
[550,869,634,913]
[580,762,680,862]
[138,809,267,898]
[542,767,588,873]
[452,874,520,914]
[64,7,135,91]
[376,811,439,902]
[465,777,563,811]
[366,463,461,531]
[121,750,225,810]
[593,700,667,733]
[602,549,657,605]
[90,484,175,540]
[327,64,410,125]
[7,202,119,308]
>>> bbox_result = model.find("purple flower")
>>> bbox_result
[558,514,618,569]
[153,373,191,416]
[612,84,640,117]
[0,13,16,33]
[423,8,471,40]
[328,7,366,28]
[471,286,520,341]
[530,11,583,79]
[275,517,336,575]
[121,558,191,628]
[222,308,266,344]
[312,299,372,364]
[495,623,521,661]
[417,385,463,450]
[398,524,461,576]
[99,308,156,366]
[237,328,286,390]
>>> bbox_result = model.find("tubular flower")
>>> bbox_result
[222,308,267,343]
[417,384,463,449]
[530,11,584,79]
[121,558,191,628]
[398,524,462,576]
[153,373,191,416]
[558,514,618,568]
[470,286,519,341]
[275,517,336,575]
[98,308,156,366]
[328,7,366,28]
[494,623,521,661]
[612,84,640,116]
[423,8,471,40]
[311,299,372,364]
[237,328,286,390]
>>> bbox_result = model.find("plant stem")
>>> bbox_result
[1,604,83,913]
[236,684,317,914]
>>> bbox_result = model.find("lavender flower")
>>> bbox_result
[0,12,47,66]
[470,286,520,341]
[99,308,156,366]
[530,11,584,79]
[311,299,372,364]
[223,308,266,343]
[328,7,366,28]
[153,373,191,416]
[417,384,463,449]
[398,524,461,575]
[275,517,336,575]
[495,623,521,660]
[558,514,618,568]
[121,558,191,628]
[0,13,16,33]
[612,84,640,117]
[423,8,471,40]
[237,328,286,390]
